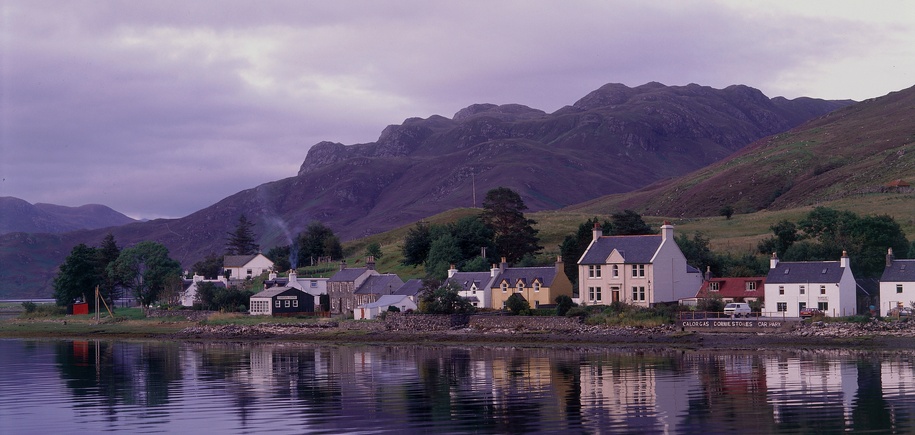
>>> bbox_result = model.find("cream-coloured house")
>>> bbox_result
[490,257,573,309]
[577,223,702,306]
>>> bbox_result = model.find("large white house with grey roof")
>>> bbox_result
[880,248,915,315]
[764,252,857,317]
[577,223,702,307]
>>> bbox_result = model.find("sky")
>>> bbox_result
[2,1,913,220]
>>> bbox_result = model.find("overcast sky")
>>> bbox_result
[2,1,913,219]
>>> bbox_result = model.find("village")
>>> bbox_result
[180,222,915,324]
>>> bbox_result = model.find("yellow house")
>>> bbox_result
[490,257,573,309]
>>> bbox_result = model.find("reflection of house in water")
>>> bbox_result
[765,356,857,426]
[578,354,698,433]
[881,359,915,428]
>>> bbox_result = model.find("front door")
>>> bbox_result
[612,287,620,303]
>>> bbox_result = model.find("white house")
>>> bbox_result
[446,266,499,309]
[577,222,702,306]
[223,254,274,280]
[879,248,915,315]
[764,252,857,317]
[180,274,229,307]
[354,294,417,320]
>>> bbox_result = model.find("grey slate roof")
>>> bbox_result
[354,274,405,295]
[329,267,370,282]
[498,267,557,286]
[766,261,845,284]
[251,286,303,299]
[223,254,258,267]
[579,235,662,264]
[393,279,424,296]
[447,272,495,291]
[882,259,915,282]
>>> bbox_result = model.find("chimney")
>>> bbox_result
[491,263,500,277]
[592,222,603,241]
[448,264,458,278]
[268,271,277,281]
[887,248,895,268]
[193,273,204,282]
[500,257,507,272]
[339,260,347,271]
[705,266,712,282]
[770,252,779,269]
[661,221,674,241]
[366,256,376,270]
[840,250,850,269]
[555,256,564,274]
[288,270,297,282]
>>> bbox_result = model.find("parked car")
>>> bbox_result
[799,308,824,318]
[887,307,913,317]
[723,302,752,318]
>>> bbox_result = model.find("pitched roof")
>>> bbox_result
[223,254,258,267]
[251,286,304,299]
[361,294,414,309]
[579,235,662,264]
[393,279,424,296]
[354,274,404,295]
[766,261,845,284]
[882,259,915,282]
[498,266,557,287]
[446,272,496,292]
[697,277,766,298]
[329,267,370,282]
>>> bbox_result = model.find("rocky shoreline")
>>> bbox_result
[170,318,915,349]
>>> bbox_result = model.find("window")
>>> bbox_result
[779,286,785,295]
[612,265,619,278]
[898,284,904,294]
[516,282,524,293]
[746,281,756,291]
[799,285,805,295]
[818,285,825,295]
[247,269,253,276]
[275,299,280,308]
[709,282,720,291]
[632,264,646,278]
[799,302,806,312]
[818,302,829,311]
[632,286,645,301]
[589,287,602,302]
[284,300,290,308]
[501,283,508,293]
[533,282,541,292]
[293,300,299,308]
[588,265,601,278]
[589,287,595,301]
[777,302,787,312]
[310,281,318,288]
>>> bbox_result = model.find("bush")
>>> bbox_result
[21,301,37,313]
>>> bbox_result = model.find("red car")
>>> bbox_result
[799,308,823,318]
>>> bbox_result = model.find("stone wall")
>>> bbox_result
[468,315,583,332]
[383,313,470,331]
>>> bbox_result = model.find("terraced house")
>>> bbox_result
[490,257,573,309]
[577,222,702,306]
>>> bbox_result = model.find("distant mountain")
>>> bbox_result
[0,197,136,235]
[570,84,915,217]
[0,82,851,298]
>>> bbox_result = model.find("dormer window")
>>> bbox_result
[746,281,756,291]
[709,282,720,292]
[533,282,541,292]
[516,282,524,293]
[501,283,508,293]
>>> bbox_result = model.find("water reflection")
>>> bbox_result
[2,340,915,434]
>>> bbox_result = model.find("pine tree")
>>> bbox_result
[226,214,259,255]
[480,187,542,263]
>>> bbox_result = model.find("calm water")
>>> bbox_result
[1,339,915,434]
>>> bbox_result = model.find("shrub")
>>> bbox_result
[21,301,37,313]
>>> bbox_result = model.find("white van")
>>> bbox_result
[724,302,752,318]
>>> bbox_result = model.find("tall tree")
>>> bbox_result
[96,233,121,303]
[296,221,341,264]
[192,253,224,279]
[53,244,100,306]
[226,214,259,255]
[111,241,182,307]
[402,221,432,266]
[419,279,474,314]
[481,187,542,263]
[425,233,463,278]
[610,210,654,235]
